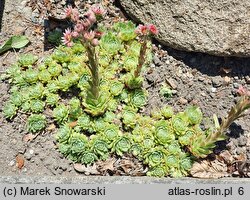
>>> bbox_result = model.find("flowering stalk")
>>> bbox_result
[134,24,158,78]
[189,91,250,158]
[63,5,105,99]
[85,43,99,99]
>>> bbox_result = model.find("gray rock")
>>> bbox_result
[120,0,250,57]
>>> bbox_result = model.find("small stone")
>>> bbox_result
[166,78,177,89]
[211,87,217,93]
[153,55,161,65]
[233,83,239,89]
[8,160,15,167]
[179,97,188,105]
[212,76,222,87]
[238,137,247,146]
[245,76,250,84]
[198,76,205,82]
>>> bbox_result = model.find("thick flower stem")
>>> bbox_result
[134,38,147,78]
[85,43,100,99]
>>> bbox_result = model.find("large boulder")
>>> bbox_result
[119,0,250,57]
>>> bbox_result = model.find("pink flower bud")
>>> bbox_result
[72,31,79,38]
[71,8,79,22]
[95,31,103,38]
[148,24,158,35]
[85,10,96,24]
[62,28,73,46]
[237,85,250,96]
[65,6,73,18]
[84,31,95,41]
[91,4,106,18]
[91,38,99,46]
[135,24,148,35]
[82,19,92,29]
[74,22,84,33]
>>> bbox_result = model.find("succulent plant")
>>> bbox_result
[102,123,121,143]
[30,99,45,113]
[166,140,181,155]
[130,143,144,160]
[24,68,39,84]
[81,151,98,165]
[124,73,143,89]
[45,93,59,107]
[114,21,137,42]
[46,80,60,93]
[20,101,31,112]
[52,49,71,63]
[147,166,166,177]
[171,112,189,135]
[68,131,88,154]
[165,155,179,168]
[48,61,62,77]
[18,54,38,67]
[55,124,72,143]
[27,114,46,133]
[111,136,131,156]
[178,129,195,146]
[144,148,166,167]
[161,106,174,119]
[184,106,203,125]
[129,89,147,109]
[28,83,44,99]
[77,113,91,131]
[2,102,17,119]
[57,75,73,91]
[10,92,23,107]
[69,97,83,121]
[154,120,175,146]
[53,104,69,124]
[110,80,124,96]
[122,107,137,129]
[83,91,110,117]
[100,32,122,55]
[47,29,63,45]
[90,135,109,160]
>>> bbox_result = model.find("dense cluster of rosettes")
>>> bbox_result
[2,5,250,177]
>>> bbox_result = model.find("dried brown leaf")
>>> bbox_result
[22,133,38,142]
[47,123,56,131]
[220,67,232,74]
[73,163,100,175]
[16,154,24,169]
[97,157,116,172]
[68,121,78,128]
[218,150,234,164]
[224,76,231,84]
[190,160,229,178]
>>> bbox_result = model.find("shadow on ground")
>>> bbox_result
[0,0,5,32]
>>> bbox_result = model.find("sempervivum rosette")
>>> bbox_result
[109,80,124,96]
[81,151,98,165]
[53,104,69,124]
[102,124,121,144]
[154,120,175,146]
[111,136,131,156]
[83,90,110,117]
[171,112,189,135]
[90,135,110,160]
[27,114,46,133]
[129,89,147,109]
[30,99,45,113]
[144,147,166,168]
[147,166,167,177]
[55,124,72,143]
[184,106,203,125]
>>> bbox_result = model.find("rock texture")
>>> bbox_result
[119,0,250,57]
